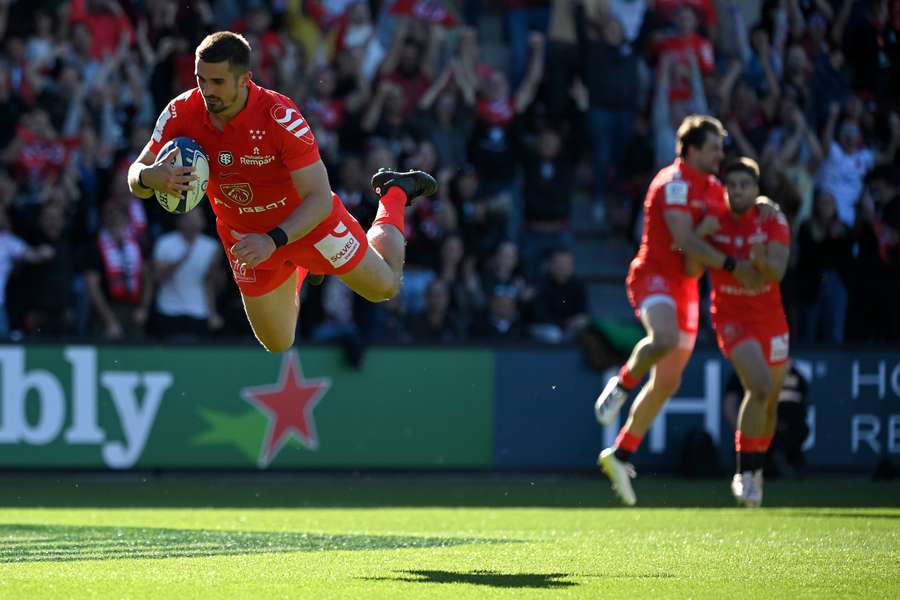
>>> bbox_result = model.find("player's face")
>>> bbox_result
[725,171,758,214]
[695,132,725,175]
[195,59,246,115]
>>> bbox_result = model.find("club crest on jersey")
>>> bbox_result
[271,104,314,144]
[219,182,253,206]
[218,151,234,166]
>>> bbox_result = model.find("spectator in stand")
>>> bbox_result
[2,109,69,200]
[652,50,708,170]
[151,210,222,340]
[408,278,465,342]
[84,200,152,340]
[378,16,440,116]
[760,91,823,223]
[361,79,418,160]
[816,103,899,225]
[404,139,456,273]
[520,123,575,279]
[472,282,526,341]
[480,240,536,322]
[468,32,544,241]
[842,0,898,106]
[651,6,715,100]
[13,198,81,337]
[452,164,506,263]
[848,166,900,341]
[416,58,475,171]
[653,0,717,34]
[576,2,644,223]
[529,247,588,343]
[0,62,27,151]
[503,0,550,85]
[795,189,853,343]
[0,193,56,338]
[436,233,484,331]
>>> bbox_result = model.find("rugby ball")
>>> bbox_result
[154,137,210,214]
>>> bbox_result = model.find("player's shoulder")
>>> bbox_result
[251,84,315,145]
[651,166,690,207]
[251,84,301,117]
[165,88,203,112]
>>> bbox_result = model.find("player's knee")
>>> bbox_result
[364,274,401,303]
[747,372,772,403]
[650,330,680,354]
[258,332,295,353]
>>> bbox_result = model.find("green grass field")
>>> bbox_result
[0,474,897,599]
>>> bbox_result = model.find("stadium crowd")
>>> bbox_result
[0,0,897,348]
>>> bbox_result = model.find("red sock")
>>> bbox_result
[735,431,769,453]
[618,365,640,390]
[615,428,643,453]
[372,187,407,235]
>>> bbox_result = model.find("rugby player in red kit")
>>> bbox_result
[127,32,435,352]
[593,116,772,505]
[692,158,791,507]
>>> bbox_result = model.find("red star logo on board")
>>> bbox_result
[242,350,331,467]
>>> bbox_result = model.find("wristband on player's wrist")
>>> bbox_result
[723,256,737,272]
[137,167,150,190]
[266,227,289,248]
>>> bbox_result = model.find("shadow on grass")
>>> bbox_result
[0,524,506,563]
[362,569,577,589]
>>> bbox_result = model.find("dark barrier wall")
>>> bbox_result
[0,345,896,470]
[494,349,900,470]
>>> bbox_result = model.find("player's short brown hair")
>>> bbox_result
[723,157,760,182]
[676,115,727,158]
[196,32,251,73]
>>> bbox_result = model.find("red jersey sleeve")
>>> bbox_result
[147,91,193,155]
[269,100,321,171]
[658,178,693,215]
[764,212,791,246]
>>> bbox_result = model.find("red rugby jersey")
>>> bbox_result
[631,158,726,281]
[147,81,322,233]
[707,204,790,324]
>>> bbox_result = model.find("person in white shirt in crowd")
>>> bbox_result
[816,103,900,225]
[152,210,223,340]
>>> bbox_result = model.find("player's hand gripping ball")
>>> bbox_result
[154,137,210,214]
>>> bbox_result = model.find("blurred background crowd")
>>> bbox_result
[0,0,897,353]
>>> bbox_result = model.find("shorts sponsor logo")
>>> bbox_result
[219,183,253,206]
[229,255,257,283]
[770,333,789,363]
[313,221,361,269]
[219,151,234,166]
[271,104,315,144]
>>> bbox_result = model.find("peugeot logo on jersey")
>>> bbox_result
[219,151,234,166]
